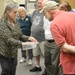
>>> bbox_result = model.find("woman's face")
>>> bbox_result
[8,7,18,21]
[19,9,26,18]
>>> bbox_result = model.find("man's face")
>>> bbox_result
[37,2,43,11]
[44,9,53,21]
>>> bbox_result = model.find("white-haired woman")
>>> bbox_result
[17,7,33,65]
[0,3,37,75]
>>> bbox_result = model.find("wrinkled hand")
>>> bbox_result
[28,36,37,42]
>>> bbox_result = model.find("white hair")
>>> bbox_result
[18,7,27,13]
[40,1,58,13]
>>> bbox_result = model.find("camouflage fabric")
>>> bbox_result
[0,19,29,58]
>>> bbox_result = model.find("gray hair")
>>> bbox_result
[40,1,58,13]
[2,3,18,21]
[18,7,27,15]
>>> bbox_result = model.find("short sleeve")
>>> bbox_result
[50,23,66,47]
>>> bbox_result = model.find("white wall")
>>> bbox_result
[16,0,36,15]
[17,0,25,4]
[27,3,35,10]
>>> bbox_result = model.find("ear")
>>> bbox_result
[47,10,51,13]
[48,9,53,14]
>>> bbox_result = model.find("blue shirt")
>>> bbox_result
[18,15,32,36]
[70,10,75,12]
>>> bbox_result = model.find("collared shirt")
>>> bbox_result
[50,11,75,74]
[43,16,54,40]
[18,15,32,36]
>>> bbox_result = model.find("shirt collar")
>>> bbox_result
[20,15,27,21]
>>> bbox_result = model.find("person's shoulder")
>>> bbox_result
[0,19,6,25]
[0,19,7,31]
[32,9,38,14]
[26,15,31,19]
[26,15,32,22]
[17,17,21,22]
[33,9,37,12]
[0,19,2,23]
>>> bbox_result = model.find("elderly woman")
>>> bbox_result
[0,3,36,75]
[17,7,33,65]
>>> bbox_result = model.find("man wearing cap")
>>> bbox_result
[41,1,75,75]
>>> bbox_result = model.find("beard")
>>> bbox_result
[47,17,53,21]
[45,15,53,21]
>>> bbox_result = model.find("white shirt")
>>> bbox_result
[43,16,54,40]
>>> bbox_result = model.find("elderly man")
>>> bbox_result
[30,0,45,73]
[59,2,74,12]
[41,1,75,75]
[43,16,60,75]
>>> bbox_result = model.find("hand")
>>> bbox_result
[22,42,26,46]
[28,36,37,42]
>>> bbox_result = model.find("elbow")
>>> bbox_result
[60,43,70,53]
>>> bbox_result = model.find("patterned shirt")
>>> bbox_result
[0,19,29,58]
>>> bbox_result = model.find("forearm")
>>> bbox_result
[20,35,29,41]
[7,38,22,47]
[61,43,75,54]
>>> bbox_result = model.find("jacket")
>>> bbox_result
[0,19,29,58]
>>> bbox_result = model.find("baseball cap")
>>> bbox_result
[40,1,58,13]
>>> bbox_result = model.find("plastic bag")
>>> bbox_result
[22,42,39,50]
